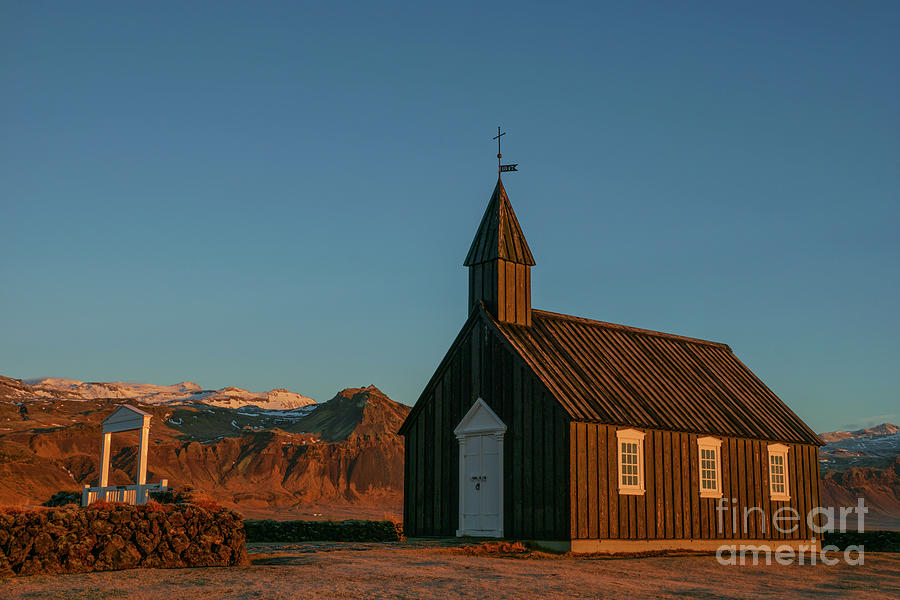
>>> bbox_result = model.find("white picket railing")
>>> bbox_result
[81,479,169,506]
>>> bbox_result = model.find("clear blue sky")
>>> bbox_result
[2,2,897,432]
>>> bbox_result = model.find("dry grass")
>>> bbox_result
[186,497,229,513]
[3,544,899,599]
[449,541,723,561]
[450,541,538,557]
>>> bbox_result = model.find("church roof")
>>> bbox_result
[488,307,822,445]
[464,178,535,266]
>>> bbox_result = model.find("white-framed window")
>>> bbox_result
[697,437,723,498]
[616,429,645,495]
[767,443,790,501]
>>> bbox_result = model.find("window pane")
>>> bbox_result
[620,438,642,489]
[698,445,718,492]
[769,451,788,496]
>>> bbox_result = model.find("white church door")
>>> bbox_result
[454,398,506,538]
[462,433,501,534]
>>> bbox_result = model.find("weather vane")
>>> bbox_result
[492,126,518,176]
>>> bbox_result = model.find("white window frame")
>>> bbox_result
[616,429,646,495]
[697,437,723,499]
[767,443,791,501]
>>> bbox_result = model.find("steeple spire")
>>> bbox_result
[465,179,534,326]
[465,179,535,267]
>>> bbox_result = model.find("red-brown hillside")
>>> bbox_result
[820,458,900,530]
[818,423,900,529]
[0,377,409,519]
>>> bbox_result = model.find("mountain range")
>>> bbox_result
[0,375,407,519]
[18,377,316,411]
[818,422,900,529]
[1,374,897,528]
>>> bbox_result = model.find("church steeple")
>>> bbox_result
[465,178,535,326]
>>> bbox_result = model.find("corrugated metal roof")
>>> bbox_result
[464,178,535,266]
[490,308,822,445]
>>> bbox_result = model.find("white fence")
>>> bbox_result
[81,479,168,507]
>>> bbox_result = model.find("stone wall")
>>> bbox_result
[0,502,247,577]
[244,519,403,543]
[822,530,900,552]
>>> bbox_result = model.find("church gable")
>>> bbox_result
[398,304,570,539]
[397,310,481,437]
[398,306,559,437]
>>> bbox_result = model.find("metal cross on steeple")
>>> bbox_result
[492,126,518,176]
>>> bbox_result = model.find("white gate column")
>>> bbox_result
[136,424,149,485]
[99,431,112,489]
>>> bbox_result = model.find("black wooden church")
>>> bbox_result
[399,174,822,552]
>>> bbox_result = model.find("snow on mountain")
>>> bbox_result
[818,423,900,472]
[19,377,316,410]
[198,387,317,410]
[819,423,900,443]
[24,378,204,401]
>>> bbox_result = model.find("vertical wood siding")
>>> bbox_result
[469,260,532,326]
[569,423,821,540]
[403,317,569,539]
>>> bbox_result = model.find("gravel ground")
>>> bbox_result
[2,542,898,599]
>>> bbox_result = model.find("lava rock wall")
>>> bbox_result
[0,502,247,577]
[244,518,402,543]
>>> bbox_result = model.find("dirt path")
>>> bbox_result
[2,545,899,599]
